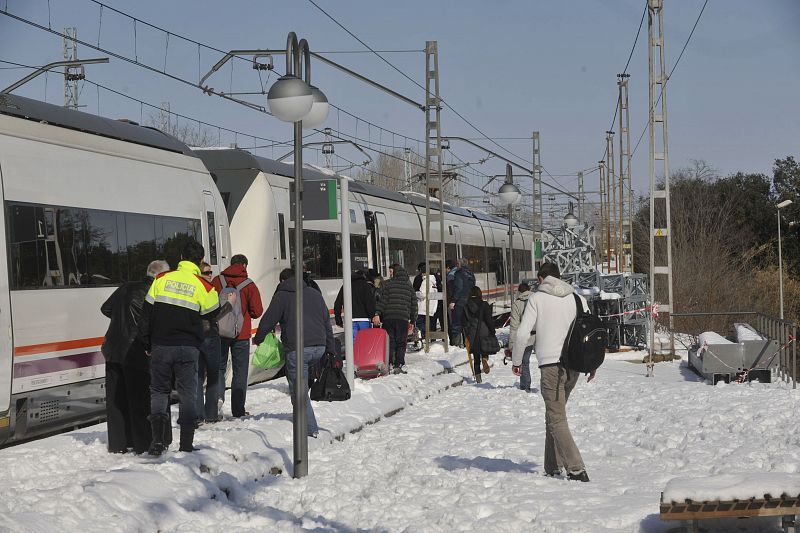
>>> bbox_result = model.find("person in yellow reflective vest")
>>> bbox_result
[140,241,219,456]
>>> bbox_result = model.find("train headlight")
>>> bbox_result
[302,86,330,130]
[267,75,314,123]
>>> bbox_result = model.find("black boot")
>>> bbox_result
[179,426,197,452]
[147,417,166,456]
[163,420,173,450]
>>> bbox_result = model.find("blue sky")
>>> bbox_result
[1,0,798,211]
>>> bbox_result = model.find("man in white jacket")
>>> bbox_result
[511,262,595,482]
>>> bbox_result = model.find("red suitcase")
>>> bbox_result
[354,327,390,379]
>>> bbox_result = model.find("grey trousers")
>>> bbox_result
[540,364,585,474]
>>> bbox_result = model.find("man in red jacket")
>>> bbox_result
[212,254,263,418]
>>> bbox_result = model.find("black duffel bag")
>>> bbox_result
[310,352,351,402]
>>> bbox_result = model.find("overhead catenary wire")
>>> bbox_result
[305,0,533,169]
[600,1,647,163]
[1,2,426,150]
[630,0,709,160]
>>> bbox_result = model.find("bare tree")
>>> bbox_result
[146,112,216,147]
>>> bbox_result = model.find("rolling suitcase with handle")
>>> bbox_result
[354,327,390,379]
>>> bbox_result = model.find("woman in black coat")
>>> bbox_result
[462,286,498,383]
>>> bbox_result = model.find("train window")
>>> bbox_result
[6,204,45,288]
[206,211,218,266]
[350,234,369,271]
[6,201,200,290]
[318,232,338,279]
[85,210,119,285]
[56,207,86,286]
[159,217,201,269]
[487,247,505,285]
[125,213,158,282]
[278,213,286,260]
[445,244,457,263]
[388,238,423,271]
[349,209,356,223]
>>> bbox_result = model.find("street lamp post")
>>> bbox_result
[498,163,521,306]
[266,32,329,479]
[777,199,793,320]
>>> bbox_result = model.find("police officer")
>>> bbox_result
[141,241,219,455]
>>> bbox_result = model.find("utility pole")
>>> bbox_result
[606,130,616,272]
[577,171,584,224]
[63,27,80,109]
[618,73,633,272]
[647,0,675,375]
[532,131,542,270]
[598,160,606,269]
[403,147,413,191]
[423,41,449,352]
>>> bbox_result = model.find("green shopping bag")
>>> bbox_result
[253,332,285,369]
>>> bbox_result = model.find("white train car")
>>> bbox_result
[0,94,230,445]
[194,148,534,334]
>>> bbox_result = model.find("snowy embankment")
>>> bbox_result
[3,340,800,532]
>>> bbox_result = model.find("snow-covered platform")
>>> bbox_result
[661,474,800,532]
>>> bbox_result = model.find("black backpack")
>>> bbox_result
[560,294,607,373]
[310,352,351,402]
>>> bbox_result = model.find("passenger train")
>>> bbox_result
[0,93,533,445]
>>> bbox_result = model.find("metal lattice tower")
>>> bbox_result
[423,41,448,352]
[617,74,633,272]
[532,131,543,269]
[63,27,80,109]
[647,0,675,374]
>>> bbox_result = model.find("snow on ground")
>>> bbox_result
[2,338,800,533]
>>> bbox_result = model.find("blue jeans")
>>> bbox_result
[197,333,221,422]
[219,338,251,417]
[149,345,198,428]
[285,345,326,435]
[520,345,534,391]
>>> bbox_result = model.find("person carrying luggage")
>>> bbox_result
[463,286,499,383]
[254,268,335,438]
[212,254,263,418]
[372,264,416,374]
[333,268,376,343]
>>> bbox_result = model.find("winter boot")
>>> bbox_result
[163,420,173,450]
[482,357,491,374]
[474,371,482,384]
[179,426,197,452]
[147,417,166,456]
[567,470,590,482]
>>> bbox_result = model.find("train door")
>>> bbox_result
[452,225,463,259]
[375,212,389,277]
[367,211,390,277]
[202,191,220,274]
[0,162,12,416]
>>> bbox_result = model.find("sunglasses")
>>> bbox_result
[201,271,213,276]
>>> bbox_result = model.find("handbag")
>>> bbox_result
[310,352,351,402]
[480,334,501,355]
[253,332,285,369]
